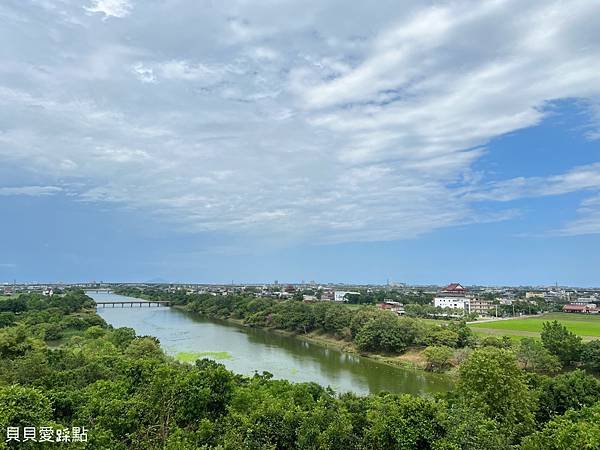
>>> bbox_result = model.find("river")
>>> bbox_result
[89,291,452,396]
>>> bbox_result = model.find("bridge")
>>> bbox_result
[95,301,171,308]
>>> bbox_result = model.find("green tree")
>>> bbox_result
[440,405,510,450]
[521,401,600,450]
[354,313,418,353]
[457,347,535,441]
[541,320,582,366]
[108,327,137,349]
[423,346,454,372]
[0,312,16,328]
[581,339,600,373]
[363,394,445,450]
[448,320,476,348]
[517,337,561,374]
[0,385,53,449]
[536,369,600,424]
[426,327,459,347]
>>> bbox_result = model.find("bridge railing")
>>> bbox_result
[94,301,171,308]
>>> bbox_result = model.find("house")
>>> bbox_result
[320,290,334,301]
[563,304,598,314]
[378,301,405,315]
[434,283,469,310]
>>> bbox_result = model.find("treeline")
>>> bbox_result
[0,290,101,343]
[1,292,600,448]
[120,290,477,354]
[225,297,474,354]
[343,290,434,305]
[114,289,600,376]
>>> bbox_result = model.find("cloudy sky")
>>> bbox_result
[1,0,600,285]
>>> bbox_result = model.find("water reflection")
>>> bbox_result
[89,291,452,395]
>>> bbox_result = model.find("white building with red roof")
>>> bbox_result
[434,283,469,310]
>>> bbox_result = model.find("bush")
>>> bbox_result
[581,340,600,373]
[423,346,454,371]
[517,338,561,374]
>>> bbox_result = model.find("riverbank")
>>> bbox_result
[175,304,454,377]
[93,291,453,394]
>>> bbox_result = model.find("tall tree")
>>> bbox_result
[457,347,535,442]
[540,320,582,366]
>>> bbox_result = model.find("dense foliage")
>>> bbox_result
[1,291,600,449]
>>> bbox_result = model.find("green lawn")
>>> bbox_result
[470,313,600,340]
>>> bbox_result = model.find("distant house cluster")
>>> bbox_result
[5,281,600,319]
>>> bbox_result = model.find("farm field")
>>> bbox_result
[470,313,600,341]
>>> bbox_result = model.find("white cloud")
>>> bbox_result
[465,164,600,236]
[467,163,600,202]
[84,0,132,19]
[132,63,155,83]
[0,186,63,196]
[555,194,600,236]
[2,0,600,243]
[132,60,241,86]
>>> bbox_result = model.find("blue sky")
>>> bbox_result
[1,0,600,286]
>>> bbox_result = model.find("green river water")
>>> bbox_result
[90,291,452,395]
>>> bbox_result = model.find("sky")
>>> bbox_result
[1,0,600,286]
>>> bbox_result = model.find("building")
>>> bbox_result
[440,283,468,296]
[497,297,513,305]
[320,290,334,301]
[563,304,598,314]
[572,296,597,305]
[434,297,467,309]
[334,291,360,302]
[467,298,495,316]
[378,301,405,315]
[434,283,469,310]
[525,292,545,299]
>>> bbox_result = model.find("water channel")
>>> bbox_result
[89,291,452,396]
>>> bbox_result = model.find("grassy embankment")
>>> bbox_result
[470,313,600,342]
[296,329,432,371]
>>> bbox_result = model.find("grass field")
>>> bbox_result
[470,313,600,341]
